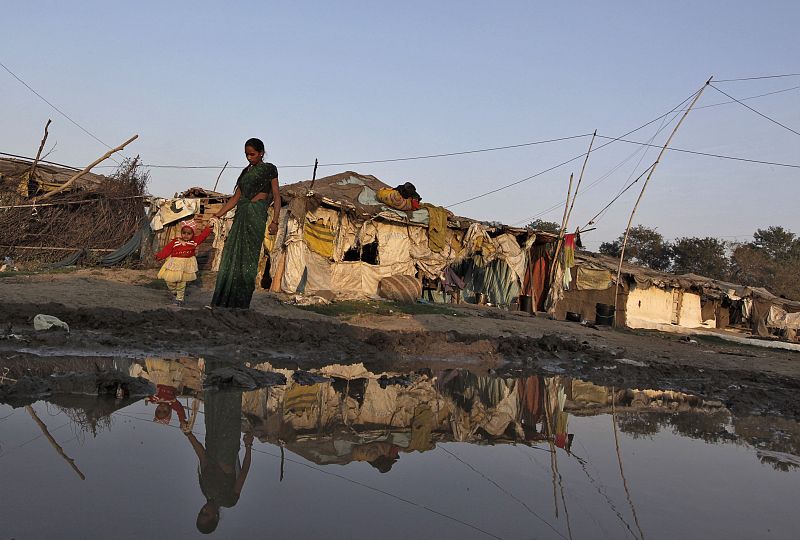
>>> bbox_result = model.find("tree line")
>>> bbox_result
[598,225,800,301]
[527,220,800,301]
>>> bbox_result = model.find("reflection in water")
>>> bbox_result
[2,356,799,538]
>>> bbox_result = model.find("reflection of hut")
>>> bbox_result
[557,251,800,342]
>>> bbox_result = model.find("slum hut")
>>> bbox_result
[0,156,147,266]
[267,171,559,305]
[556,251,800,342]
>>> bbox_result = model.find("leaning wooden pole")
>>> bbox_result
[29,119,52,181]
[550,172,575,276]
[26,405,86,480]
[212,161,229,192]
[37,134,138,201]
[612,79,712,326]
[564,129,596,228]
[544,172,574,314]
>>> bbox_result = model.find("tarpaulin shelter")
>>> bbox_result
[260,171,558,302]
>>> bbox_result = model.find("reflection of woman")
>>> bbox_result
[209,138,281,308]
[185,390,252,534]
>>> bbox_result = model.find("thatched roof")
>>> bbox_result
[0,157,106,196]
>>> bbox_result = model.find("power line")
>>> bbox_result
[583,163,657,228]
[692,84,800,110]
[89,83,799,172]
[715,73,800,83]
[709,83,800,137]
[594,135,800,169]
[518,83,800,226]
[448,86,705,209]
[0,59,123,161]
[90,133,593,170]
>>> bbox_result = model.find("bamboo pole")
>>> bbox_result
[549,173,575,278]
[212,161,229,192]
[564,130,596,228]
[613,79,712,325]
[28,119,52,182]
[26,405,86,480]
[37,134,138,201]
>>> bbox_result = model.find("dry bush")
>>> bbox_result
[0,157,149,266]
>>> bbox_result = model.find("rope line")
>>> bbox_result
[445,86,705,208]
[0,59,123,163]
[594,135,800,168]
[709,83,800,137]
[715,73,800,82]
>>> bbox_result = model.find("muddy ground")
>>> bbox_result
[1,269,799,418]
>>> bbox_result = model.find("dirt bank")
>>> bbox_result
[1,270,799,418]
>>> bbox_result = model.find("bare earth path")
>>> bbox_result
[1,269,798,418]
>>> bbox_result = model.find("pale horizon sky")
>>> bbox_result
[2,1,798,248]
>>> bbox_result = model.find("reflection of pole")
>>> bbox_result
[613,79,711,326]
[280,443,285,482]
[25,405,86,480]
[543,383,559,518]
[611,389,645,540]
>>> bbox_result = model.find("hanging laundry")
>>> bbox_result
[423,203,448,253]
[563,234,576,268]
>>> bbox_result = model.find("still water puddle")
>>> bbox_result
[1,358,798,539]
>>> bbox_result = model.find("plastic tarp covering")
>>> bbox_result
[49,248,87,268]
[330,261,416,296]
[458,256,520,306]
[100,221,151,266]
[575,266,613,290]
[376,222,412,265]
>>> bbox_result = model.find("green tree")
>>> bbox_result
[670,237,729,279]
[750,226,800,261]
[730,226,800,300]
[598,225,671,271]
[527,219,561,233]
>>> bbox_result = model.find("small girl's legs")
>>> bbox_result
[166,281,187,304]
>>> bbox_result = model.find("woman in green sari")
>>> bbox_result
[209,138,281,308]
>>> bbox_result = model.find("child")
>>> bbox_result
[155,218,212,306]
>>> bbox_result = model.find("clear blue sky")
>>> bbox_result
[2,1,798,248]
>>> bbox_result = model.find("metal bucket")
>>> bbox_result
[519,295,533,314]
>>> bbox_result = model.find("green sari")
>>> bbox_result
[211,162,277,308]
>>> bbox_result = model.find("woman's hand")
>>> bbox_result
[268,220,278,235]
[243,432,254,447]
[209,216,221,226]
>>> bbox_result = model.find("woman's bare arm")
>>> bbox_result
[212,187,242,219]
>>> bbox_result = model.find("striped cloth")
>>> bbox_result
[304,218,335,259]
